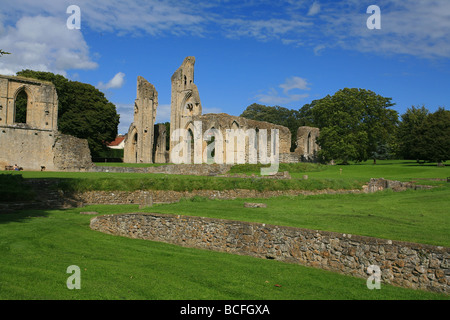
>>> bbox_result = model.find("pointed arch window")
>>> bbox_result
[14,88,28,124]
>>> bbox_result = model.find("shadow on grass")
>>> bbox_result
[0,208,52,224]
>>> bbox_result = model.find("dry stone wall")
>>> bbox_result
[70,188,362,205]
[87,163,232,175]
[90,212,449,294]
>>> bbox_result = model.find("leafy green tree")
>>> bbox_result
[311,88,398,164]
[413,107,450,165]
[396,105,429,160]
[240,103,304,151]
[17,70,120,157]
[297,100,318,127]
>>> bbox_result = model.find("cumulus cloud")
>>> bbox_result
[256,91,309,105]
[256,77,311,106]
[1,0,205,37]
[279,76,310,94]
[97,72,126,90]
[2,0,449,77]
[0,15,97,75]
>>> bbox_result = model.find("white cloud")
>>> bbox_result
[279,76,310,94]
[2,0,449,75]
[315,0,450,59]
[256,92,309,105]
[97,72,126,90]
[0,15,97,75]
[1,0,206,37]
[307,2,321,16]
[223,18,312,41]
[256,77,310,106]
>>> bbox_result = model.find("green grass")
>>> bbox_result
[0,205,447,300]
[149,186,450,247]
[229,160,450,182]
[1,160,449,299]
[300,160,450,182]
[4,160,449,193]
[2,172,363,193]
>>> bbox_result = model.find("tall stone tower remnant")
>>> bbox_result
[124,76,158,163]
[170,56,202,152]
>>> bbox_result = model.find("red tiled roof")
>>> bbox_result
[107,136,125,147]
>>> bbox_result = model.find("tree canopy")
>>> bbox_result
[396,105,429,160]
[410,107,450,164]
[240,103,305,151]
[17,70,120,157]
[311,88,398,164]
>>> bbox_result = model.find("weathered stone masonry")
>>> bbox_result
[0,75,93,171]
[90,212,449,294]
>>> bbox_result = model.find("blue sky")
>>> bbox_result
[1,0,449,134]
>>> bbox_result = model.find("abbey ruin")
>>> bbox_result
[124,56,320,166]
[0,75,92,171]
[0,57,319,172]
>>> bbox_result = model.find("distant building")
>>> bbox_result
[107,135,125,149]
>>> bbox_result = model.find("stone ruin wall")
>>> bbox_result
[52,133,94,171]
[121,57,321,166]
[91,212,449,294]
[123,76,158,164]
[0,75,93,171]
[295,126,320,161]
[189,113,292,164]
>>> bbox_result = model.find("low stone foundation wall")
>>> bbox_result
[67,178,434,206]
[71,188,362,205]
[84,164,232,176]
[90,213,449,294]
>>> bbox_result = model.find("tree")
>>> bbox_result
[311,88,398,164]
[414,107,450,165]
[396,105,429,160]
[240,103,304,151]
[297,100,318,127]
[17,70,120,157]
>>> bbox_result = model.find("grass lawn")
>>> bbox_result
[150,186,450,247]
[0,160,448,300]
[0,205,447,300]
[3,160,449,193]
